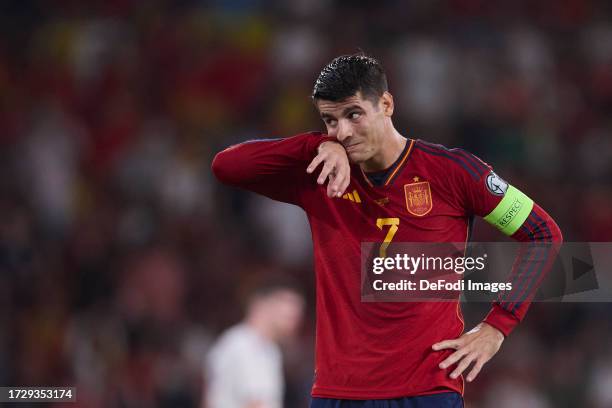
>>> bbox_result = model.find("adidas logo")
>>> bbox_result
[342,190,362,203]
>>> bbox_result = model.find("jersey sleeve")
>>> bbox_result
[451,149,563,336]
[483,202,563,336]
[211,132,335,206]
[447,149,506,218]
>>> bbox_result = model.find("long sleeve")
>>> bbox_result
[483,203,563,336]
[211,132,335,205]
[446,148,564,336]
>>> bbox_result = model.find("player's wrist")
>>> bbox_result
[318,140,341,154]
[481,322,505,341]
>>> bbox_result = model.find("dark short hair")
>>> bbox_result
[312,54,388,103]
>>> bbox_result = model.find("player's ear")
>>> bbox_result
[381,91,394,117]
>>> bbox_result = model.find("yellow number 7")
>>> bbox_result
[376,218,400,258]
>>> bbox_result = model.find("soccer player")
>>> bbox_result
[204,278,304,408]
[212,55,562,407]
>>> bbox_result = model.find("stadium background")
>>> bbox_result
[1,0,611,407]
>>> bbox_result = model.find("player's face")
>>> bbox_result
[316,92,388,163]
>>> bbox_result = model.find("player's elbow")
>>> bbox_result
[550,221,563,243]
[531,203,564,243]
[211,149,238,185]
[544,211,563,243]
[539,217,563,244]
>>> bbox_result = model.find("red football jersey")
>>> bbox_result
[212,132,562,399]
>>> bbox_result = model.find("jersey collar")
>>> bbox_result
[360,138,415,188]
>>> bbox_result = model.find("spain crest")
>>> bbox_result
[404,181,432,216]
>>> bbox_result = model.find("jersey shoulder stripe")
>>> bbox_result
[415,141,481,181]
[451,148,490,176]
[417,140,490,179]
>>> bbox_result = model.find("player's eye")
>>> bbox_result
[348,112,361,120]
[324,118,337,127]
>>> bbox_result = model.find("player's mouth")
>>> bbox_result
[345,143,362,153]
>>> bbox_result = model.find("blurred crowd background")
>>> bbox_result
[1,0,611,407]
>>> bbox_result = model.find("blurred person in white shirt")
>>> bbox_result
[204,277,305,408]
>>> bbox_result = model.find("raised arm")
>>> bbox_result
[212,132,350,205]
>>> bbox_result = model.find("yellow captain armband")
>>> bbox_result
[484,185,534,236]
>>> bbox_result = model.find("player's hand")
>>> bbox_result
[432,322,504,382]
[306,141,350,198]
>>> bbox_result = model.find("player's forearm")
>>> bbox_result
[484,203,563,336]
[211,132,334,187]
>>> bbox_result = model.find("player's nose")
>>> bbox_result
[335,120,353,143]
